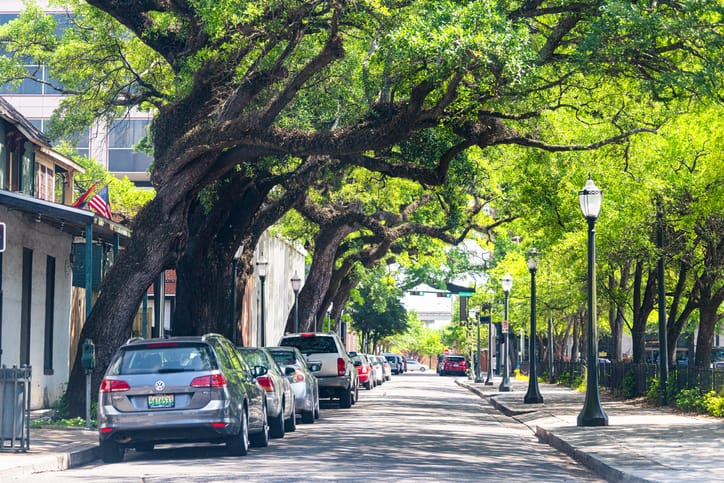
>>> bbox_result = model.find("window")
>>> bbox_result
[36,164,54,201]
[108,119,152,173]
[0,13,68,94]
[44,256,55,374]
[20,248,33,366]
[28,120,89,159]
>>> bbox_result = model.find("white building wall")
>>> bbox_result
[1,205,74,408]
[252,232,306,346]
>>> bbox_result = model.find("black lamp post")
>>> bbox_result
[577,178,609,426]
[231,248,242,345]
[524,248,544,404]
[469,308,483,383]
[484,303,494,385]
[499,273,513,392]
[257,255,268,347]
[291,272,302,333]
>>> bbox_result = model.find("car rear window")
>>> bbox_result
[269,350,296,366]
[108,343,216,375]
[446,356,466,362]
[280,336,337,354]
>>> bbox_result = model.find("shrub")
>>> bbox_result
[623,370,637,399]
[703,391,724,417]
[675,388,706,412]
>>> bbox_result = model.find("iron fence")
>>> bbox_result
[540,360,724,398]
[0,365,31,452]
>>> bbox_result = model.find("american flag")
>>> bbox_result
[88,185,112,219]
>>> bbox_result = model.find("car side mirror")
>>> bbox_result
[252,365,268,378]
[308,362,322,372]
[284,366,296,376]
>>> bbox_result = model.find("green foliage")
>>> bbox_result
[349,267,409,342]
[673,388,724,417]
[623,370,637,399]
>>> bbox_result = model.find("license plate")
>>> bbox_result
[148,394,174,409]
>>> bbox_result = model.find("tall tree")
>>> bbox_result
[2,0,723,415]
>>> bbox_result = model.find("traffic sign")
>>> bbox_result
[502,320,509,333]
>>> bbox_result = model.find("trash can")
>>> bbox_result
[0,365,31,452]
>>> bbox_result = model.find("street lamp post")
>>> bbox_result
[257,255,269,347]
[469,309,483,383]
[524,248,544,404]
[291,272,302,333]
[230,248,243,345]
[484,303,494,385]
[577,178,609,426]
[499,273,513,392]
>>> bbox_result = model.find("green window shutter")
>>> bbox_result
[21,142,35,195]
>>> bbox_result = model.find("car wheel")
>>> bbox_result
[249,405,269,448]
[365,380,372,390]
[100,439,125,464]
[339,387,352,408]
[226,408,249,456]
[269,406,285,438]
[285,402,297,433]
[302,409,314,424]
[354,384,359,403]
[420,367,426,372]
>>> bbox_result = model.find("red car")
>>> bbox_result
[351,353,375,390]
[439,354,468,376]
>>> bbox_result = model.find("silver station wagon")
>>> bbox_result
[97,334,269,463]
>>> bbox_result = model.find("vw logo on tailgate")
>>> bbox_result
[155,380,166,392]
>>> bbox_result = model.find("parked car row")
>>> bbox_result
[96,332,343,463]
[350,353,394,390]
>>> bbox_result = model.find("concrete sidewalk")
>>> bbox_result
[0,426,97,478]
[458,377,724,483]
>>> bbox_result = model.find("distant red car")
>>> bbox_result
[439,354,468,376]
[351,353,375,389]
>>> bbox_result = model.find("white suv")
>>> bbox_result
[278,333,358,408]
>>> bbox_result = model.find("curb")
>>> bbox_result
[535,427,651,483]
[458,380,648,483]
[2,444,98,479]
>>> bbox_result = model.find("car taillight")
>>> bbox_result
[256,375,275,392]
[100,379,130,392]
[337,358,346,376]
[190,373,227,388]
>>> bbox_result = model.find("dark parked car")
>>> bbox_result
[383,353,404,375]
[97,334,269,463]
[238,347,296,437]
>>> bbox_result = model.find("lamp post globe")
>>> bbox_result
[577,178,608,426]
[499,273,513,392]
[257,256,269,347]
[291,272,302,333]
[524,248,544,404]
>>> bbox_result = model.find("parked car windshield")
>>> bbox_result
[280,336,337,354]
[108,343,216,375]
